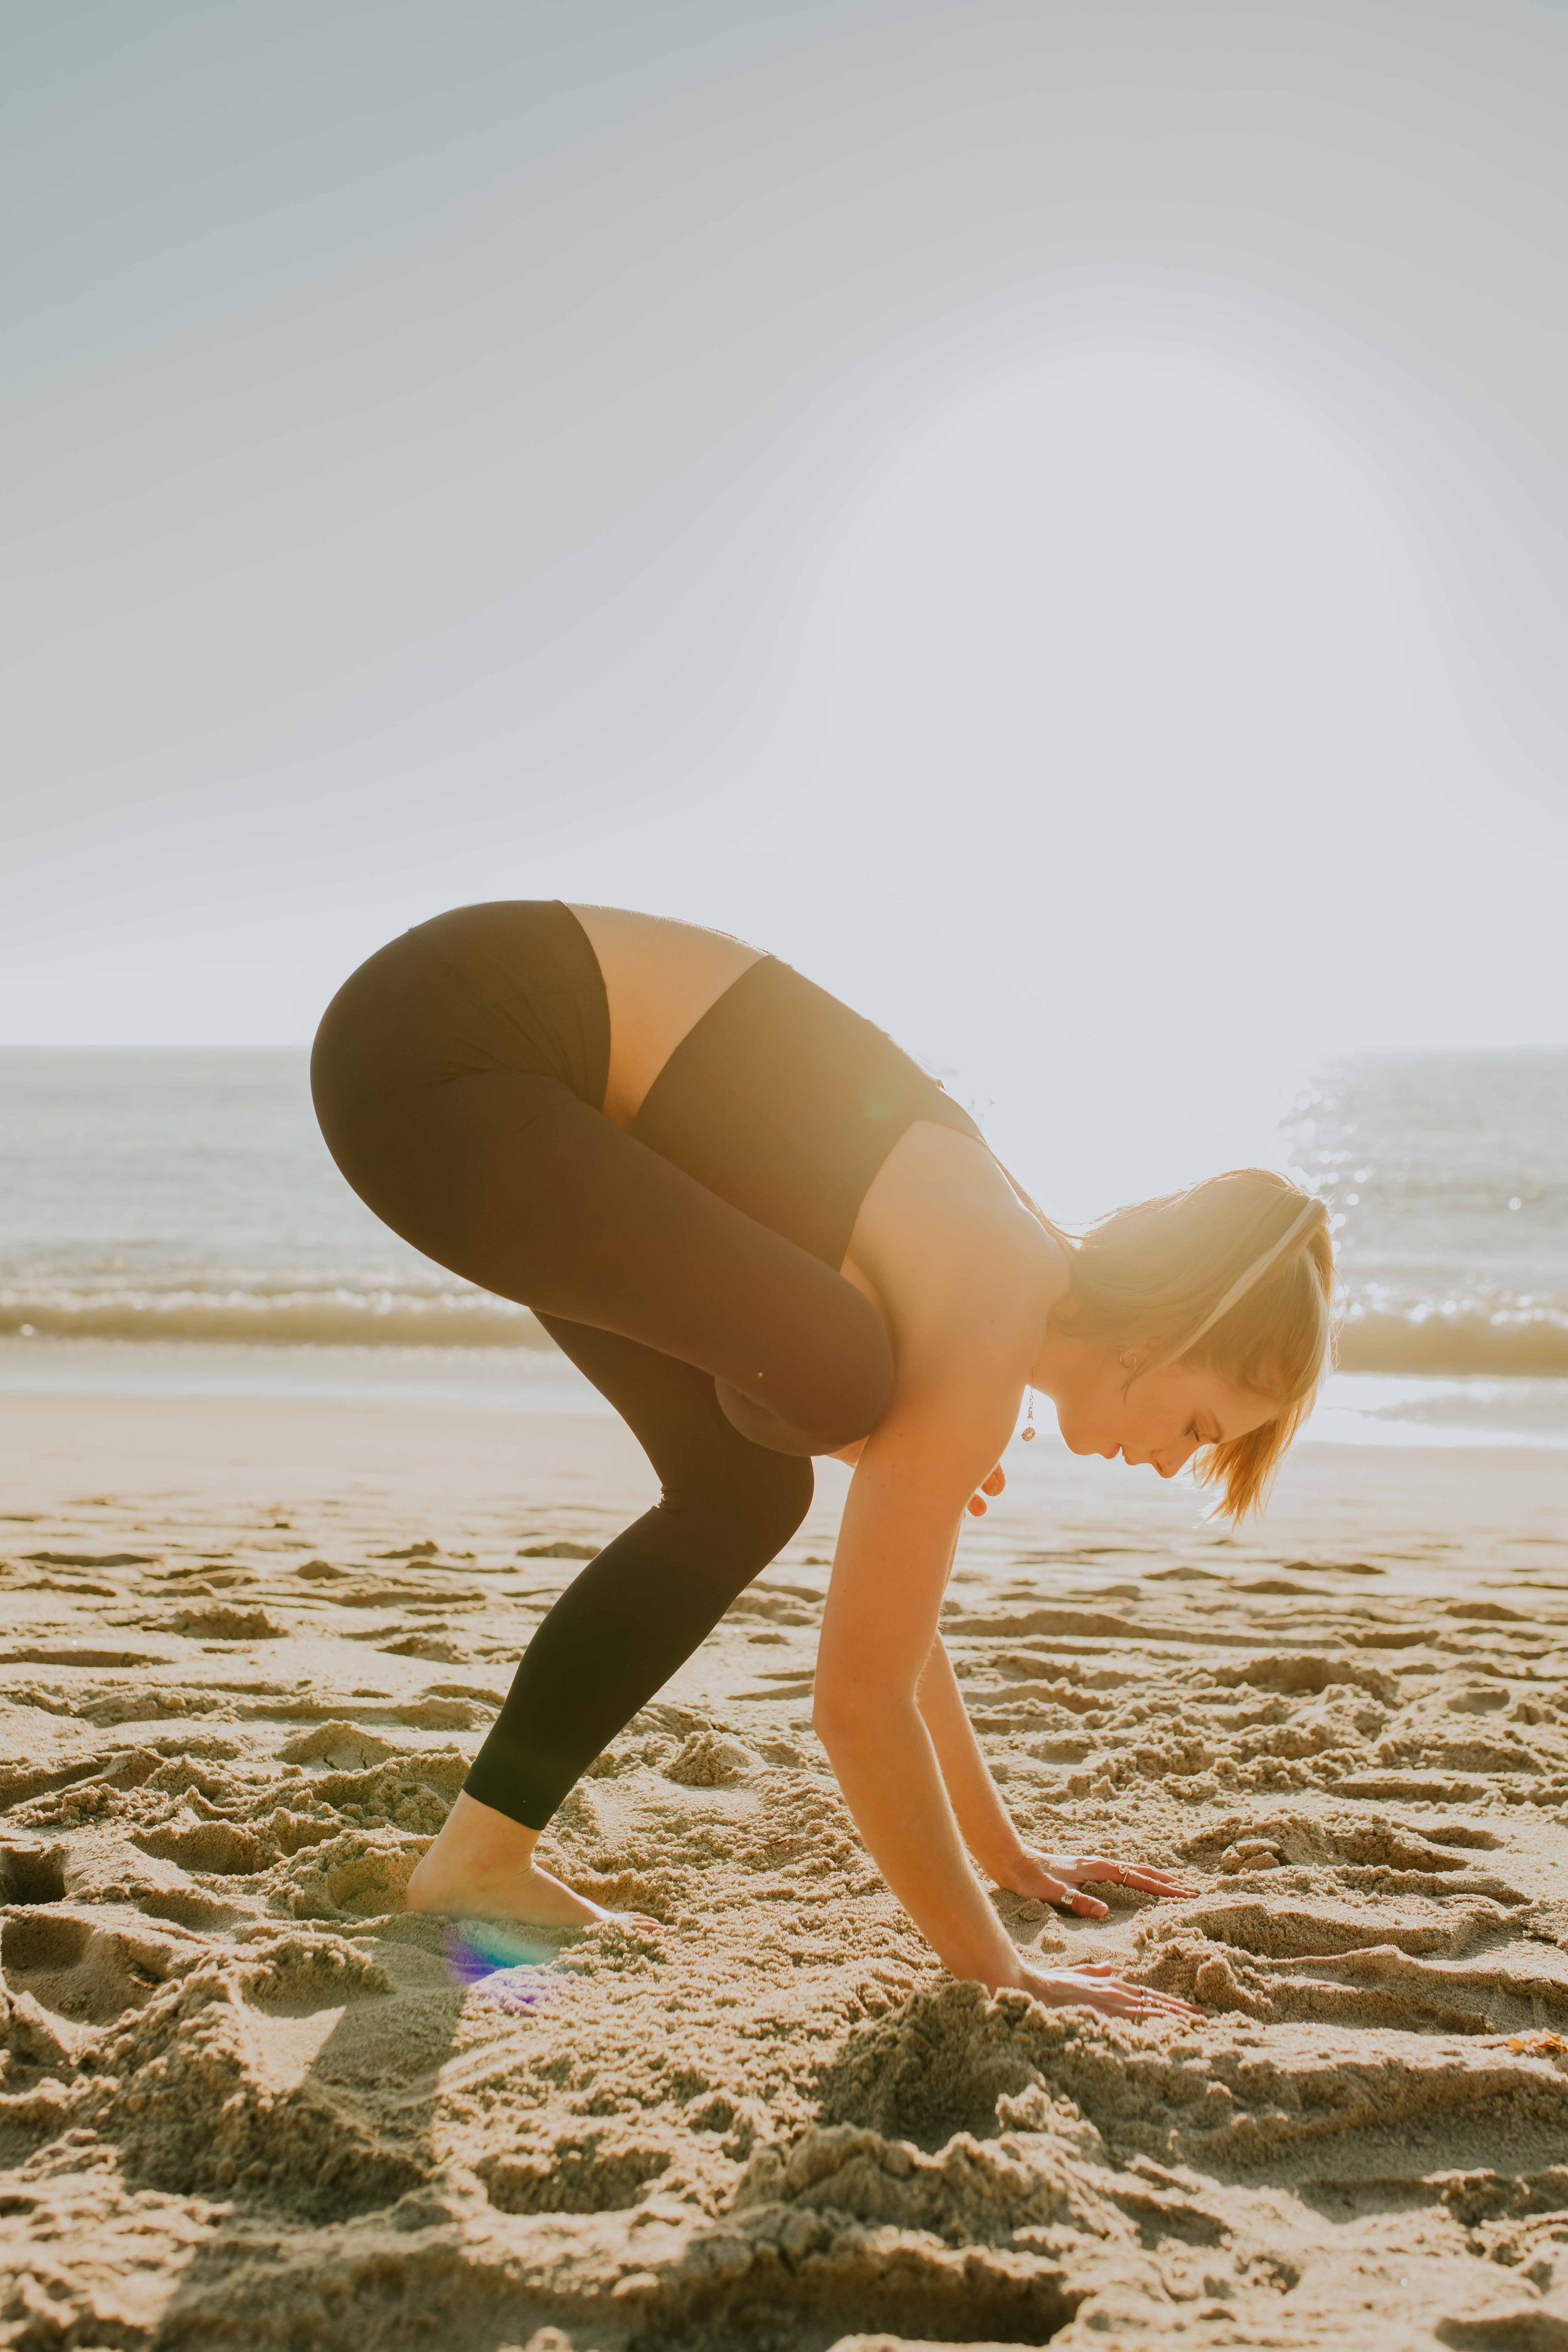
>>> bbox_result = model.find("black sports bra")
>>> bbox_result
[631,951,990,1273]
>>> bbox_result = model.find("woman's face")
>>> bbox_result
[1052,1350,1279,1479]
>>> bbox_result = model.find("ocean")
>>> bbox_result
[1,1047,1564,1445]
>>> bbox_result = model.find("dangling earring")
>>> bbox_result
[1021,1389,1037,1443]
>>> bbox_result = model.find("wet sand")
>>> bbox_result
[2,1389,1566,2349]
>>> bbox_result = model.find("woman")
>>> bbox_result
[311,899,1335,2024]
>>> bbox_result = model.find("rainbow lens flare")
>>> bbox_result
[442,1919,561,2011]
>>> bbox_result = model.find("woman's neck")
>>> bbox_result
[1027,1318,1100,1404]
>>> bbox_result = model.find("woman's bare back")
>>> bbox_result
[564,903,763,1134]
[564,902,1061,1354]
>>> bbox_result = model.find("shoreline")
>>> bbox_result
[2,1379,1564,1565]
[3,1333,1567,1451]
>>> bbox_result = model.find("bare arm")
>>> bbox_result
[813,1385,1027,1989]
[829,1463,1036,1878]
[914,1634,1196,1917]
[915,1621,1026,1880]
[815,1392,1197,2021]
[813,1136,1198,2016]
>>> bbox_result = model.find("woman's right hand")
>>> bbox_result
[965,1462,1005,1517]
[1010,1958,1201,2023]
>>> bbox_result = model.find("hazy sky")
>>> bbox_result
[6,1,1567,1211]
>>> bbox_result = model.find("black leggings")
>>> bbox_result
[309,905,894,1829]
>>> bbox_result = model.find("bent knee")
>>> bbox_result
[728,1451,815,1559]
[661,1450,813,1574]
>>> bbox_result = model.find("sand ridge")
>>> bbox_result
[1,1404,1567,2348]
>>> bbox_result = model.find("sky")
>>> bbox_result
[5,0,1567,1214]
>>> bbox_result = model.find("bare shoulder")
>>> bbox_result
[845,1122,1069,1373]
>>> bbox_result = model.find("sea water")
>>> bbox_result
[1283,1051,1568,1446]
[0,1046,1564,1444]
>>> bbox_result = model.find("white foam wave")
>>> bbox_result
[0,1288,553,1349]
[3,1286,1564,1374]
[1338,1304,1568,1377]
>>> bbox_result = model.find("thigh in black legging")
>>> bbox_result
[312,1023,892,1455]
[463,1315,813,1831]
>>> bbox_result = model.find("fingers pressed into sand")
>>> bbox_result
[1040,1959,1202,2018]
[1077,1856,1200,1900]
[1017,1850,1199,1904]
[1034,1872,1110,1920]
[1006,1847,1189,1918]
[1004,1851,1079,1904]
[1019,1963,1202,2021]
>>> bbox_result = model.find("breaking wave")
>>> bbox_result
[0,1288,553,1349]
[1337,1306,1568,1377]
[2,1286,1565,1378]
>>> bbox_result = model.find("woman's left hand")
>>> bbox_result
[997,1846,1197,1919]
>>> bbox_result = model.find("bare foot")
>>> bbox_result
[405,1791,660,1936]
[406,1851,658,1934]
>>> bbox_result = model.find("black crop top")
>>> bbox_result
[632,952,988,1274]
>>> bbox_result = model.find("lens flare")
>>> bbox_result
[442,1920,560,2011]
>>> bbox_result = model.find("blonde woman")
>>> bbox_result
[312,901,1335,2023]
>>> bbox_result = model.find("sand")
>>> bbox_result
[2,1386,1567,2351]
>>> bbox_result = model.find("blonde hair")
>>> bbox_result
[1009,1166,1337,1518]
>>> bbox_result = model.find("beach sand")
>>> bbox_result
[2,1389,1566,2350]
